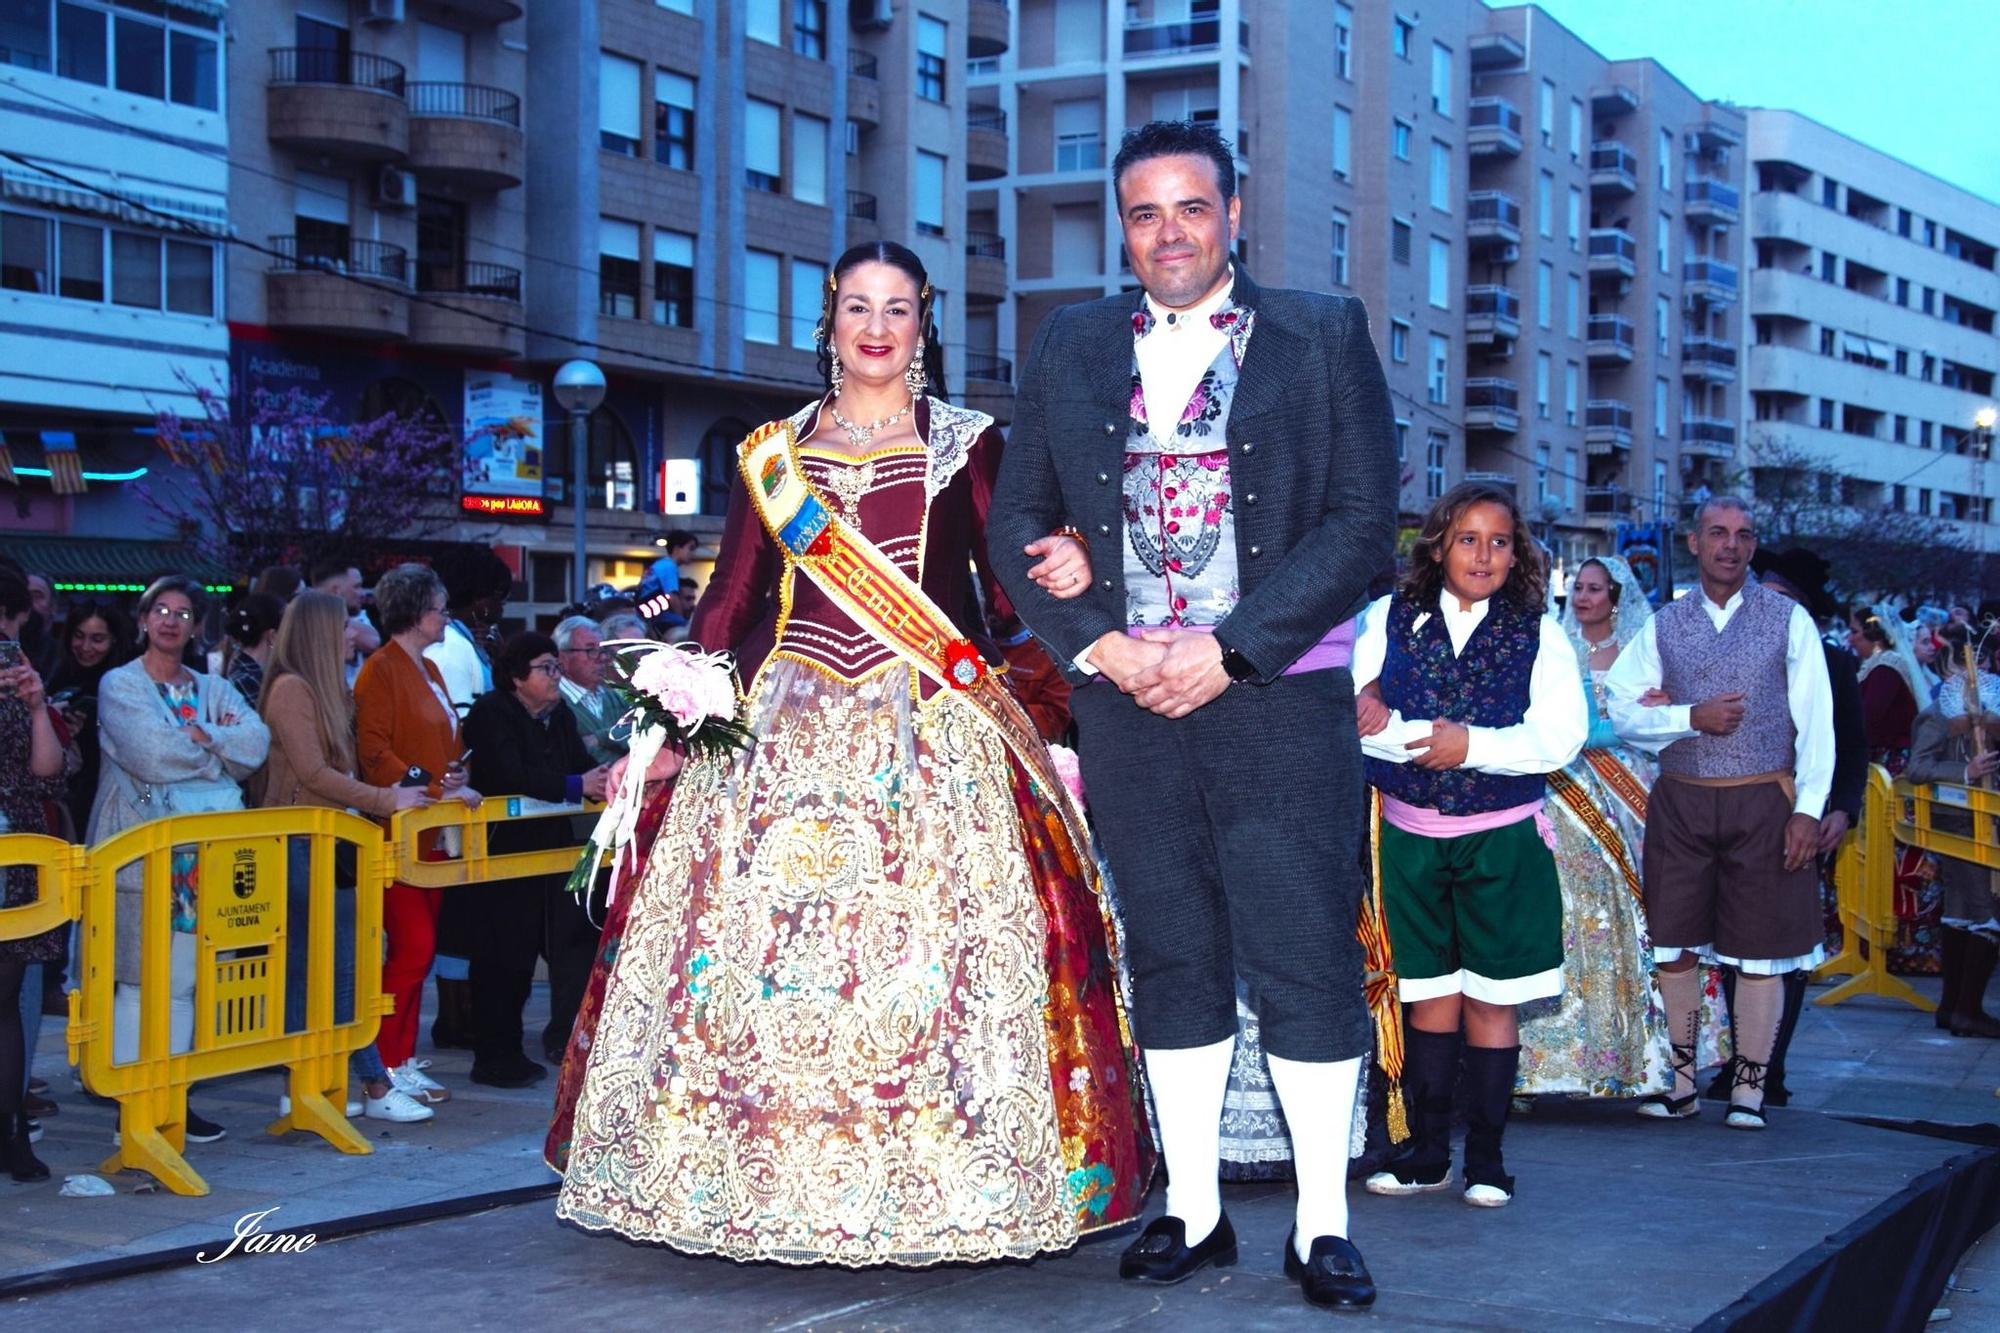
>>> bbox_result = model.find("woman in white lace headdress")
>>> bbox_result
[1517,556,1729,1101]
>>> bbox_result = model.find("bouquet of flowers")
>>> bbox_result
[565,639,753,900]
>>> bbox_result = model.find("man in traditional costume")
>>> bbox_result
[992,120,1396,1312]
[1604,497,1833,1128]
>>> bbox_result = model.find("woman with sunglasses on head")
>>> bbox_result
[91,575,270,1148]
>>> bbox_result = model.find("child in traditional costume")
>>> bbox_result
[1351,481,1587,1205]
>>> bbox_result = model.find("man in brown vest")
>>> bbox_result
[1603,496,1833,1128]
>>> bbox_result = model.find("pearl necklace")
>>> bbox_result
[829,395,914,450]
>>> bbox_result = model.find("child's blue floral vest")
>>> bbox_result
[1368,593,1547,815]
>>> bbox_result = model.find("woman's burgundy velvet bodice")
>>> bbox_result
[687,397,1013,692]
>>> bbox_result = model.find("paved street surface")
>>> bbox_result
[7,974,1997,1329]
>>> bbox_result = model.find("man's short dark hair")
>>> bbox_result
[1111,120,1236,205]
[308,555,358,587]
[665,530,699,553]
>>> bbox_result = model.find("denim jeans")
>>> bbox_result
[285,838,388,1084]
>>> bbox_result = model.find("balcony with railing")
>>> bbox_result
[1465,378,1521,434]
[848,49,880,127]
[1590,83,1639,117]
[267,48,409,161]
[963,353,1016,426]
[1468,97,1523,158]
[1123,14,1250,57]
[967,107,1008,181]
[407,83,523,190]
[1466,190,1521,248]
[965,231,1006,300]
[1587,314,1635,364]
[1685,258,1739,306]
[846,190,880,242]
[1681,416,1737,457]
[1589,141,1636,195]
[410,261,524,356]
[1684,176,1740,225]
[1588,227,1637,283]
[1585,399,1634,454]
[1466,285,1521,346]
[266,236,409,339]
[1681,335,1738,382]
[968,0,1011,57]
[1584,486,1630,518]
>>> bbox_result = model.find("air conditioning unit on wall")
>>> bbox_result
[361,0,405,26]
[377,166,417,209]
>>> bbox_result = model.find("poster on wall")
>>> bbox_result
[461,372,545,516]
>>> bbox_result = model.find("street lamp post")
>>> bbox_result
[552,359,606,605]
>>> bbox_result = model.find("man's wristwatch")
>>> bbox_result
[1217,641,1256,684]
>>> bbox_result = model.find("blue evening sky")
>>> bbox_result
[1515,0,2000,205]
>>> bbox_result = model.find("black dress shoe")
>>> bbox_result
[1283,1229,1377,1311]
[1118,1212,1237,1284]
[469,1055,547,1089]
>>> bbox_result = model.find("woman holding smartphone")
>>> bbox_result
[354,564,481,1106]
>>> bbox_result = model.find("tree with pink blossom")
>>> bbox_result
[147,370,460,576]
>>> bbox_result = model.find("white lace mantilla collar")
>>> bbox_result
[784,395,992,502]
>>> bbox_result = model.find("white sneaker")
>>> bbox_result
[390,1062,451,1103]
[1463,1182,1513,1208]
[278,1094,364,1118]
[363,1087,435,1123]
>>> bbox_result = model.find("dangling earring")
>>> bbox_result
[904,349,927,397]
[829,353,845,392]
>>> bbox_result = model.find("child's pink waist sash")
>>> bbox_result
[1380,795,1544,837]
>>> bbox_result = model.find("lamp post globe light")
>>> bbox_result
[553,359,607,603]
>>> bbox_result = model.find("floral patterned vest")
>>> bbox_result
[1120,304,1253,628]
[1368,593,1547,815]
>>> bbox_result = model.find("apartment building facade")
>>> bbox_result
[509,0,974,617]
[0,0,234,589]
[969,0,1747,574]
[1455,7,1745,572]
[1744,108,2000,556]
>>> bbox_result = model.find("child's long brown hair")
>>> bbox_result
[1399,480,1548,613]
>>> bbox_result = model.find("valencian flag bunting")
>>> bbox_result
[40,431,85,495]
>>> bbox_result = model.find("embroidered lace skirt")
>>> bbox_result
[554,657,1150,1266]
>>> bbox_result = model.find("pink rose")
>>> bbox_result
[1049,744,1085,809]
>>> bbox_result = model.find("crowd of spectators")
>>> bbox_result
[0,545,701,1183]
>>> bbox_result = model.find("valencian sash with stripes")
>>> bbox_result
[736,418,1097,867]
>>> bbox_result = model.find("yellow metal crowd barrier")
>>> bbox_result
[0,799,597,1196]
[1817,765,2000,1011]
[1814,765,1930,1009]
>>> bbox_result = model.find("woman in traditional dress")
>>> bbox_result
[550,242,1152,1266]
[1515,557,1676,1100]
[1848,605,1921,772]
